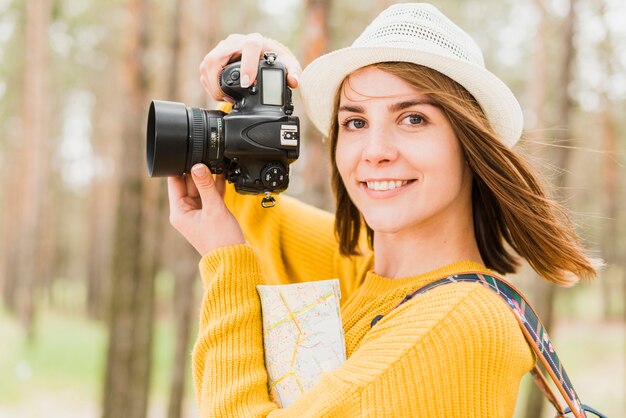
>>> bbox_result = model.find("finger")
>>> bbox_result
[190,164,222,211]
[201,62,229,102]
[287,72,300,89]
[279,52,302,89]
[200,34,302,100]
[239,33,264,88]
[214,174,226,197]
[200,74,211,97]
[200,35,245,101]
[185,172,200,199]
[263,38,302,88]
[167,175,187,209]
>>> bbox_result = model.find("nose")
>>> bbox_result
[361,126,397,165]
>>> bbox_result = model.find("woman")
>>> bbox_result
[168,3,596,416]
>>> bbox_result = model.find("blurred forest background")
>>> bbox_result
[0,0,624,417]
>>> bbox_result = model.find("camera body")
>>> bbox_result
[147,55,300,196]
[217,57,299,193]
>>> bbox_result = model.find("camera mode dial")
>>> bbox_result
[261,163,287,190]
[220,65,247,100]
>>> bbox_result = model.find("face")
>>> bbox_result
[335,66,473,237]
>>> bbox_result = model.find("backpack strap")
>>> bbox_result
[370,272,606,418]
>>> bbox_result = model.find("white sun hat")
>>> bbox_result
[299,3,523,148]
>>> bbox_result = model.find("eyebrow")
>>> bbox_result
[389,99,438,112]
[338,104,366,113]
[338,99,438,114]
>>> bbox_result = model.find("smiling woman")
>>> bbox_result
[168,3,600,417]
[329,61,594,284]
[333,66,475,279]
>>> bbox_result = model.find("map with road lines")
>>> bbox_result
[257,279,346,407]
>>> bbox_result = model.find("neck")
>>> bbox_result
[372,215,483,279]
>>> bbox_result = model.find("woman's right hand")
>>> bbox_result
[198,33,302,102]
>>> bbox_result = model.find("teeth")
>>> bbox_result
[365,180,408,191]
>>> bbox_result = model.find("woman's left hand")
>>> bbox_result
[167,163,246,256]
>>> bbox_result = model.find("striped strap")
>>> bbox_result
[370,272,606,418]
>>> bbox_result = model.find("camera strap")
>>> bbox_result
[370,272,607,418]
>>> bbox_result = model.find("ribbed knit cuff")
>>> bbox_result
[197,244,263,327]
[199,244,261,285]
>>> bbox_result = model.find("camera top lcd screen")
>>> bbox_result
[262,68,284,106]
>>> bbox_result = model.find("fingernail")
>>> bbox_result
[192,164,208,177]
[240,74,250,88]
[223,96,234,104]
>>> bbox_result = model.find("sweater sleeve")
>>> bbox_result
[224,186,372,298]
[192,245,534,417]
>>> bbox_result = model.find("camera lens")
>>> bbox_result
[146,100,225,177]
[147,101,188,176]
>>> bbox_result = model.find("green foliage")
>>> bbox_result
[0,301,192,414]
[0,305,105,404]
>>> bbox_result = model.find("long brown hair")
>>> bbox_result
[329,62,596,286]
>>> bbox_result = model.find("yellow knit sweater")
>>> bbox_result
[192,190,534,417]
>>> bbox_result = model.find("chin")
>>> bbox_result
[362,213,409,234]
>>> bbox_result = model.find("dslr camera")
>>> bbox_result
[146,53,300,207]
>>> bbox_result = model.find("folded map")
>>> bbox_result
[257,279,346,407]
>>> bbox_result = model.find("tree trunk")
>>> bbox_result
[298,0,333,210]
[166,1,221,416]
[164,2,191,418]
[84,18,127,321]
[86,181,117,320]
[1,151,21,312]
[304,0,331,65]
[598,0,619,320]
[166,246,198,418]
[101,0,153,417]
[599,92,617,318]
[11,0,52,342]
[86,108,122,321]
[524,0,576,417]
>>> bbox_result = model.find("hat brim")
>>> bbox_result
[299,46,523,148]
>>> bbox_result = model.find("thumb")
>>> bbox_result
[191,164,221,208]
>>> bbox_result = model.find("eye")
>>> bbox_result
[400,114,425,126]
[341,118,367,130]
